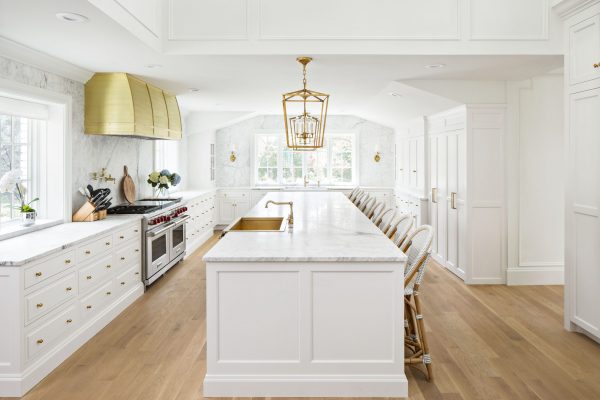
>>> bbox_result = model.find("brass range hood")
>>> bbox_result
[84,73,182,140]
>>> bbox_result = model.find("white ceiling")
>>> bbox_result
[0,0,563,127]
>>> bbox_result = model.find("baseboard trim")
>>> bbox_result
[507,264,564,285]
[203,374,408,397]
[0,284,144,397]
[184,229,215,258]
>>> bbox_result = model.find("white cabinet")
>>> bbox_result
[0,220,143,397]
[427,105,505,284]
[218,190,250,224]
[566,88,600,337]
[569,16,600,87]
[183,190,217,254]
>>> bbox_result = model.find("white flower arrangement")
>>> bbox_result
[147,169,181,190]
[0,170,38,213]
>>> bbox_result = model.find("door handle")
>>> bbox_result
[147,222,175,237]
[431,188,437,203]
[451,192,457,210]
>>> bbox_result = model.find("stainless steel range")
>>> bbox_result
[108,199,189,287]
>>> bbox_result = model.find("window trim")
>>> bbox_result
[251,129,359,187]
[0,77,72,229]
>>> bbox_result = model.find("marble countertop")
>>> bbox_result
[0,215,142,266]
[204,191,406,263]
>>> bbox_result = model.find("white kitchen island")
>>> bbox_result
[203,191,408,397]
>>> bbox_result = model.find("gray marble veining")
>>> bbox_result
[204,191,406,262]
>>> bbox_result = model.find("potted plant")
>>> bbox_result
[0,170,39,226]
[147,169,181,198]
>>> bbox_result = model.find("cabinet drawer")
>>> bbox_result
[115,241,141,269]
[27,305,78,360]
[79,254,113,294]
[116,264,141,294]
[26,273,77,324]
[80,280,116,319]
[24,250,75,289]
[77,234,112,262]
[114,224,141,245]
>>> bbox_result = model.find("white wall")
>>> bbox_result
[213,115,395,188]
[507,73,564,285]
[0,55,154,213]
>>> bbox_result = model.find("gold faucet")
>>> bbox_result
[265,200,294,226]
[304,175,309,187]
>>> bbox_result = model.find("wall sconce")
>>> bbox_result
[229,144,237,162]
[374,145,381,163]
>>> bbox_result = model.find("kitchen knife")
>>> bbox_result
[90,192,103,205]
[94,196,112,212]
[78,187,90,199]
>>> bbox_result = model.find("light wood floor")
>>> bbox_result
[7,234,600,400]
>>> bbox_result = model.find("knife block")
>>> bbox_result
[72,201,107,222]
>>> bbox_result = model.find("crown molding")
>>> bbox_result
[553,0,600,19]
[0,36,93,83]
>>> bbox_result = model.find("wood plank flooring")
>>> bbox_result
[7,234,600,400]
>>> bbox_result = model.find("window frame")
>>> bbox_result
[252,130,358,187]
[0,77,72,233]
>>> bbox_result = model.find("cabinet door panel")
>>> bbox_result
[219,199,236,224]
[569,16,600,86]
[569,89,600,335]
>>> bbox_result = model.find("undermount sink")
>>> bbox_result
[224,217,287,233]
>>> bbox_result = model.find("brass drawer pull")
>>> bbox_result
[120,257,125,261]
[35,272,42,277]
[65,259,71,264]
[66,319,73,324]
[135,249,140,252]
[85,250,91,255]
[105,242,111,246]
[66,287,72,291]
[36,303,43,308]
[134,229,139,233]
[119,235,124,239]
[135,272,140,275]
[86,275,92,280]
[120,281,126,285]
[106,264,111,269]
[86,305,92,309]
[37,339,44,344]
[106,291,111,295]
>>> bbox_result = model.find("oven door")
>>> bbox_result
[146,222,173,279]
[170,215,190,260]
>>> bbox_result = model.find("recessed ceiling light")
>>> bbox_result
[189,88,200,92]
[425,63,446,69]
[56,12,88,23]
[388,92,403,97]
[145,64,162,69]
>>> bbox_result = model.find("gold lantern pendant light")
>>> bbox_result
[283,57,329,150]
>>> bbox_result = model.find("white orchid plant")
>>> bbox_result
[0,170,38,213]
[147,169,181,190]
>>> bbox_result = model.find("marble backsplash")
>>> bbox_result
[216,115,395,188]
[0,56,154,213]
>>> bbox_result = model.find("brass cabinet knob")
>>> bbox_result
[36,303,43,308]
[65,259,71,264]
[86,275,92,280]
[105,242,111,246]
[134,229,139,233]
[86,305,92,309]
[35,272,42,277]
[106,264,111,269]
[135,249,139,252]
[85,250,91,255]
[135,272,140,275]
[120,257,125,261]
[119,236,124,239]
[36,339,44,344]
[120,281,125,285]
[66,319,73,324]
[106,291,111,295]
[66,287,72,291]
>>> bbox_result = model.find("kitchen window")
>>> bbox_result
[0,114,44,224]
[254,132,356,186]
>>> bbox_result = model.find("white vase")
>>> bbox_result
[21,211,36,226]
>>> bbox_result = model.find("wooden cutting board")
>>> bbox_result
[122,165,136,204]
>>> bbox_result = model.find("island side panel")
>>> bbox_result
[204,261,408,398]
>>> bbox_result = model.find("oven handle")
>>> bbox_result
[147,222,175,237]
[173,215,191,227]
